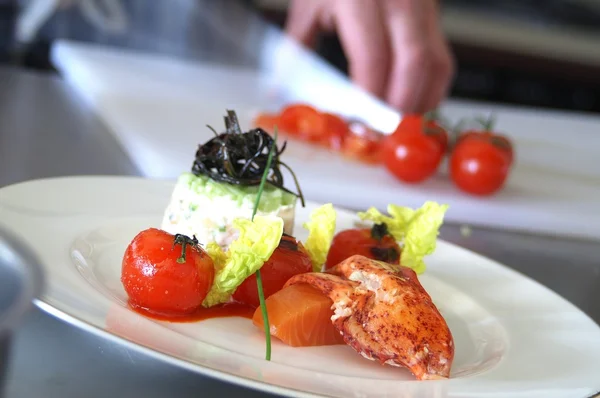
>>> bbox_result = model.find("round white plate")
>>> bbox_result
[1,176,599,398]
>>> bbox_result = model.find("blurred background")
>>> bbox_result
[2,0,600,113]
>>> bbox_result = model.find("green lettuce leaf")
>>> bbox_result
[358,201,448,274]
[400,202,448,274]
[203,215,284,307]
[357,205,414,241]
[302,203,337,272]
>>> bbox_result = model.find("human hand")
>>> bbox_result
[285,0,455,114]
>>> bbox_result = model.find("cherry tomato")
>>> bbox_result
[121,228,215,316]
[382,127,445,183]
[253,113,281,133]
[449,133,512,196]
[279,104,325,141]
[232,234,313,308]
[396,114,449,153]
[325,226,400,270]
[455,130,513,163]
[341,120,384,164]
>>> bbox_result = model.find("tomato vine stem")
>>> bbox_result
[172,234,199,264]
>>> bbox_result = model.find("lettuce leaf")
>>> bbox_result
[400,202,448,274]
[357,205,414,241]
[203,215,284,307]
[302,203,337,272]
[358,201,448,274]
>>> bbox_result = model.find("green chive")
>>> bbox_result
[251,127,278,361]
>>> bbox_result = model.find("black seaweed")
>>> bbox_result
[191,110,305,207]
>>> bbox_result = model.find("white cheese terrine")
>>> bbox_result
[161,172,297,247]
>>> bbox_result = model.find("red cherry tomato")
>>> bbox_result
[456,130,514,163]
[449,133,513,196]
[382,126,445,183]
[279,104,325,141]
[232,234,313,308]
[325,227,400,270]
[396,114,449,153]
[121,228,215,316]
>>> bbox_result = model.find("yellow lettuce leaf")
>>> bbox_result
[302,203,337,271]
[203,216,283,307]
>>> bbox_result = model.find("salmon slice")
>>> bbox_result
[252,283,345,347]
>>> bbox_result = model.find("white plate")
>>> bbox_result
[1,176,599,398]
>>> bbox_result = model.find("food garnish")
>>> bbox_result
[121,228,215,316]
[325,225,400,271]
[250,126,280,361]
[192,110,305,206]
[358,202,449,274]
[201,216,283,308]
[231,233,312,308]
[302,203,337,271]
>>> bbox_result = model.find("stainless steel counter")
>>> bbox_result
[1,2,599,396]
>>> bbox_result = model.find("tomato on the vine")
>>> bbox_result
[232,234,313,308]
[397,113,449,153]
[381,124,445,183]
[325,224,400,270]
[449,131,513,196]
[455,130,513,164]
[121,228,215,316]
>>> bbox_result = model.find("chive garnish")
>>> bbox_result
[251,127,279,361]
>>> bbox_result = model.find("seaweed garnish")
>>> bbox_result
[192,110,305,207]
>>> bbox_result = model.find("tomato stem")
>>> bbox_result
[172,234,199,264]
[475,113,496,131]
[251,126,279,361]
[424,109,438,123]
[370,222,391,242]
[449,117,467,150]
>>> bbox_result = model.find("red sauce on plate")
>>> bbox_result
[129,301,254,323]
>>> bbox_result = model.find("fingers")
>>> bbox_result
[381,0,454,113]
[285,0,454,113]
[332,0,391,100]
[284,0,324,48]
[420,7,455,112]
